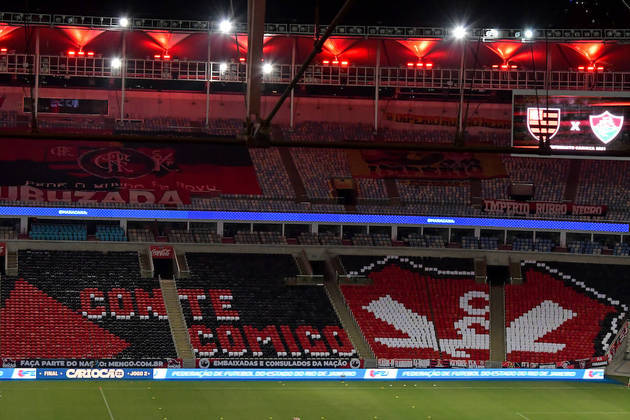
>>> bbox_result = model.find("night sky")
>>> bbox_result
[7,0,629,28]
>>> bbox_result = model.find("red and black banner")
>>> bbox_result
[348,150,506,180]
[378,359,486,369]
[483,199,607,217]
[0,358,182,368]
[0,139,261,205]
[196,358,362,369]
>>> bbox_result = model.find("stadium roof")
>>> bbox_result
[2,10,630,72]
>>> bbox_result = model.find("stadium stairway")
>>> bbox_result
[139,249,154,279]
[488,266,508,362]
[563,159,582,202]
[323,255,376,363]
[509,259,523,284]
[160,278,195,366]
[605,322,630,385]
[6,249,17,276]
[384,179,401,204]
[278,148,308,201]
[175,252,190,279]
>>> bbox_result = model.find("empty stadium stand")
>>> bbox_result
[339,256,488,360]
[505,261,629,363]
[0,250,177,359]
[178,253,356,359]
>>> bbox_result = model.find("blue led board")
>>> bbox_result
[0,206,626,233]
[0,368,607,381]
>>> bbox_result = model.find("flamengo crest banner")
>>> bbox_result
[0,139,261,205]
[483,199,606,217]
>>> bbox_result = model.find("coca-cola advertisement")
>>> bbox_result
[150,246,174,259]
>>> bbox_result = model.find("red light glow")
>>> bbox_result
[68,50,75,56]
[492,64,499,68]
[416,62,424,67]
[566,42,605,62]
[154,54,161,59]
[145,31,191,51]
[0,26,18,41]
[239,57,246,62]
[340,60,348,66]
[501,64,508,69]
[0,48,7,53]
[511,65,517,69]
[407,62,414,67]
[597,66,604,71]
[486,42,522,61]
[163,55,171,60]
[578,66,585,71]
[398,39,440,59]
[61,28,104,50]
[425,63,433,68]
[332,60,339,65]
[323,60,330,65]
[87,51,94,56]
[587,66,595,72]
[77,51,85,56]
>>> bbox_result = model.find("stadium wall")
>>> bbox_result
[0,87,511,128]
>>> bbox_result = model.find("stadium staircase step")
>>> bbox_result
[138,249,154,279]
[487,266,508,362]
[474,257,487,284]
[294,250,313,275]
[470,179,482,208]
[278,147,308,202]
[384,179,400,204]
[160,278,195,366]
[174,252,190,279]
[605,320,630,383]
[509,259,523,284]
[6,248,17,276]
[323,255,376,363]
[563,159,582,202]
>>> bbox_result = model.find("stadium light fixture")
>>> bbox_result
[111,57,122,69]
[262,63,273,74]
[524,29,534,39]
[452,25,467,40]
[119,17,129,28]
[219,62,228,73]
[219,19,233,34]
[486,29,499,39]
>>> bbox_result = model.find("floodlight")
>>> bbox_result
[111,57,122,69]
[524,29,534,39]
[119,17,129,28]
[219,19,232,34]
[219,62,228,73]
[453,25,467,40]
[486,29,499,38]
[262,63,273,74]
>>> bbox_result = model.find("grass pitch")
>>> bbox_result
[0,380,628,419]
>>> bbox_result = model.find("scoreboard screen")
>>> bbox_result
[513,90,630,151]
